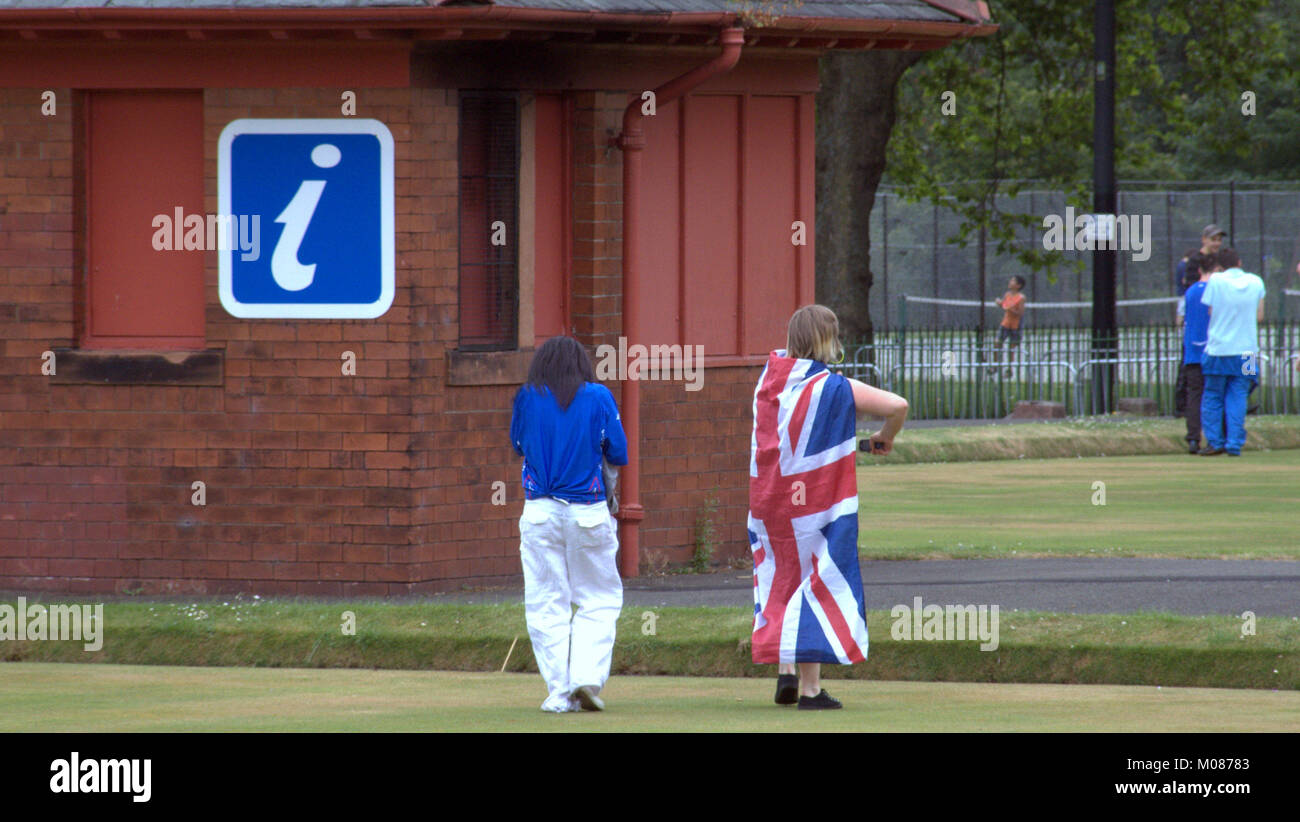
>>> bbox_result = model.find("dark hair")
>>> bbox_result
[1010,275,1026,289]
[1185,252,1207,280]
[1215,247,1241,270]
[522,336,597,411]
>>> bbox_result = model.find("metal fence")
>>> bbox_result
[870,181,1300,330]
[843,322,1300,420]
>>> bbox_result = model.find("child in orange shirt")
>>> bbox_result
[994,276,1026,372]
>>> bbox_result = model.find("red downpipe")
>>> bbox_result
[613,27,744,578]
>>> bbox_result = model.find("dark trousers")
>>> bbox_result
[1174,365,1188,415]
[1182,363,1203,446]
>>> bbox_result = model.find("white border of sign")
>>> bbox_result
[217,118,395,319]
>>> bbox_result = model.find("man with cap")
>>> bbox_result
[1176,224,1226,294]
[1174,225,1226,417]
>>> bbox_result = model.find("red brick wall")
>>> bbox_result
[0,83,776,595]
[566,90,759,572]
[639,367,759,570]
[1,88,90,591]
[1,87,454,595]
[570,91,626,349]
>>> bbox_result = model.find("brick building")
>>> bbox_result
[0,1,993,595]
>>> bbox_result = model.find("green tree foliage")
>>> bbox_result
[883,0,1296,282]
[1170,1,1300,178]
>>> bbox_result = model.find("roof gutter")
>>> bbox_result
[611,26,744,578]
[0,8,995,41]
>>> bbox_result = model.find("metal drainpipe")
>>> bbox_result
[612,27,744,578]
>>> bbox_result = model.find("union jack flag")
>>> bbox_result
[748,350,868,664]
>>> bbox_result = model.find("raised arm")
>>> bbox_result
[847,377,908,454]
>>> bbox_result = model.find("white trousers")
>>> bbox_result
[519,497,623,708]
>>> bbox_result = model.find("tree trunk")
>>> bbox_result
[815,50,923,344]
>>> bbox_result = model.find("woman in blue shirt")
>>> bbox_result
[510,336,628,713]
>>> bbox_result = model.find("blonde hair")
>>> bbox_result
[786,304,843,363]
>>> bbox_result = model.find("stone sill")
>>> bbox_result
[48,348,223,386]
[446,348,533,386]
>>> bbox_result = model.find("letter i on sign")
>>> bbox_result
[271,143,341,292]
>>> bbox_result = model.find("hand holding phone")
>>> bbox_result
[858,435,891,455]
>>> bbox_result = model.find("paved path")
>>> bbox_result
[435,558,1300,617]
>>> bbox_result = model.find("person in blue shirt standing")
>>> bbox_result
[510,336,628,713]
[1178,251,1215,454]
[1173,225,1226,418]
[1199,248,1266,457]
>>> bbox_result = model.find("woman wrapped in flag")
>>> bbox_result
[749,305,908,710]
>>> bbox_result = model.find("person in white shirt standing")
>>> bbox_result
[1198,248,1266,457]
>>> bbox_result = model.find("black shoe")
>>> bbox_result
[1187,442,1200,455]
[1247,405,1259,415]
[797,690,842,710]
[775,674,798,706]
[1198,447,1225,456]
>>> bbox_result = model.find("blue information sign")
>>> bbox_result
[218,119,394,319]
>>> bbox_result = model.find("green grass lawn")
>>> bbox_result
[857,414,1300,464]
[3,663,1296,732]
[857,448,1300,560]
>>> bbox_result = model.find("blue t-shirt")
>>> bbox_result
[1183,280,1210,365]
[510,382,628,504]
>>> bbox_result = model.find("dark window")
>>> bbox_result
[458,93,519,350]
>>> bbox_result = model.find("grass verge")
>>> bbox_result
[858,414,1300,465]
[2,599,1296,691]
